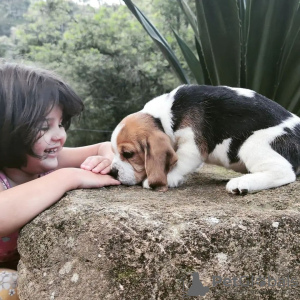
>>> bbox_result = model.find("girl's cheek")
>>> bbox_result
[62,132,67,144]
[32,141,45,155]
[41,134,52,145]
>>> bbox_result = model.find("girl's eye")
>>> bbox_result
[39,120,49,132]
[40,126,49,132]
[123,151,134,159]
[59,123,65,128]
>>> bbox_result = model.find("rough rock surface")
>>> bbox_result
[17,165,300,300]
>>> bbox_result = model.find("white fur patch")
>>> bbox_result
[142,178,150,189]
[206,138,247,173]
[167,127,203,187]
[226,87,255,98]
[141,88,180,143]
[111,123,124,153]
[111,123,137,185]
[206,138,231,167]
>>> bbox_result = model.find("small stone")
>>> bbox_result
[238,224,247,230]
[71,273,79,283]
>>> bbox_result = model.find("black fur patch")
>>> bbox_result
[171,85,292,164]
[152,117,164,132]
[271,124,300,174]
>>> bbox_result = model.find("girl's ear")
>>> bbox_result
[144,131,177,191]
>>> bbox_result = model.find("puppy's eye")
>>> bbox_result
[123,151,134,159]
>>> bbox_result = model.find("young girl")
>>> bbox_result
[0,63,120,299]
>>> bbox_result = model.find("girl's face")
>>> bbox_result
[23,104,67,174]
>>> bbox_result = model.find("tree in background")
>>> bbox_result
[0,0,30,37]
[1,0,191,146]
[0,0,30,57]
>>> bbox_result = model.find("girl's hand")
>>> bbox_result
[80,156,112,174]
[75,169,120,189]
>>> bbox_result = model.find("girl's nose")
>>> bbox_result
[52,127,66,141]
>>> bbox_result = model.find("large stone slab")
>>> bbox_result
[17,165,300,299]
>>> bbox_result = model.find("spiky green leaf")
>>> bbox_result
[195,0,241,86]
[246,0,299,99]
[173,30,204,84]
[123,0,190,84]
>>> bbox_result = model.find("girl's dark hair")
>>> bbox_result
[0,63,84,169]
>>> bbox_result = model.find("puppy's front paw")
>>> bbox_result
[167,173,185,188]
[143,179,150,189]
[226,177,250,195]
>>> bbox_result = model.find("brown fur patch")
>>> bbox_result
[178,111,208,159]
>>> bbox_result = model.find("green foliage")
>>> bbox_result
[124,0,300,114]
[2,0,180,146]
[0,0,30,37]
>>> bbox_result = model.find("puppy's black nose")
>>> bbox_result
[109,168,119,179]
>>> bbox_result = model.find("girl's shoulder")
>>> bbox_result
[0,171,10,190]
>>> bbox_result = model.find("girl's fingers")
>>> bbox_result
[81,156,111,172]
[91,159,111,173]
[106,177,121,185]
[100,165,111,175]
[98,174,120,186]
[80,157,94,170]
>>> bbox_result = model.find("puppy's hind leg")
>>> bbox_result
[226,137,296,194]
[226,166,295,194]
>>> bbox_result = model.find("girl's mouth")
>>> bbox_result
[44,147,58,154]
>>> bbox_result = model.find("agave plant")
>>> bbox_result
[123,0,300,114]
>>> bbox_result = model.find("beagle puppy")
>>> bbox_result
[111,85,300,194]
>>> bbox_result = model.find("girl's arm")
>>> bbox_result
[0,167,120,237]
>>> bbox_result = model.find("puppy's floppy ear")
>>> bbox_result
[144,131,177,191]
